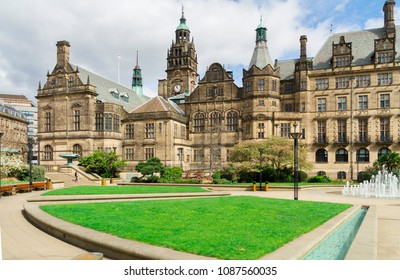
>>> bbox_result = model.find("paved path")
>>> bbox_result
[1,187,400,260]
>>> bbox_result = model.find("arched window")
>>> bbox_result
[378,147,391,158]
[227,111,238,131]
[73,144,82,156]
[43,145,53,161]
[335,148,348,162]
[315,149,328,163]
[317,171,326,176]
[210,112,222,127]
[356,148,370,162]
[193,113,205,132]
[337,171,346,180]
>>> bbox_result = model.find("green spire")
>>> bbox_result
[176,5,189,31]
[256,15,267,42]
[132,50,143,96]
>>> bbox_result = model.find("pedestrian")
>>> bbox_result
[74,171,79,182]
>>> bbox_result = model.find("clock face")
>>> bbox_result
[174,84,181,93]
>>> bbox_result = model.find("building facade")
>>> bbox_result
[38,0,400,180]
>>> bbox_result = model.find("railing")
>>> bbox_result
[376,135,393,144]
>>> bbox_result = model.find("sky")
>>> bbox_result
[0,0,397,102]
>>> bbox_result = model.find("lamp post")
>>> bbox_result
[0,131,4,199]
[28,136,35,189]
[289,123,303,200]
[258,148,263,191]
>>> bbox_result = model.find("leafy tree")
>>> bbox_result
[160,167,183,182]
[135,157,164,176]
[373,151,400,173]
[79,150,126,178]
[230,137,311,181]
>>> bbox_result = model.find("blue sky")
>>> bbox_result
[0,0,395,101]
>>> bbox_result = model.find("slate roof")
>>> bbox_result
[313,26,400,69]
[70,63,149,112]
[248,41,274,70]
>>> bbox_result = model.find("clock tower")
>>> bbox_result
[159,8,198,99]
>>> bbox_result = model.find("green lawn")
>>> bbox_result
[42,185,210,196]
[40,196,352,259]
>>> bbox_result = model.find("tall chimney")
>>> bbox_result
[300,35,307,61]
[383,0,396,37]
[56,40,70,68]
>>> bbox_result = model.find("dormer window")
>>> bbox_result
[334,56,350,67]
[377,51,393,63]
[109,88,119,99]
[120,92,129,102]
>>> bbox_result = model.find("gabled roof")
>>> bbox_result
[70,63,149,111]
[129,95,184,115]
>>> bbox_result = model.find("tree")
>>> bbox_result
[79,150,127,178]
[230,137,311,180]
[135,157,164,176]
[373,151,400,173]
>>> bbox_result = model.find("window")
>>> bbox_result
[145,147,155,160]
[337,171,346,180]
[210,112,222,128]
[380,94,390,109]
[335,77,350,88]
[334,56,350,67]
[378,147,390,158]
[258,123,265,139]
[356,148,370,162]
[280,123,291,138]
[68,76,74,87]
[177,148,184,161]
[180,125,186,139]
[317,98,326,112]
[378,73,392,85]
[193,113,205,132]
[145,123,155,139]
[73,110,80,131]
[337,97,347,111]
[159,123,162,134]
[337,120,347,143]
[113,115,120,132]
[300,81,307,90]
[358,119,368,143]
[43,145,53,161]
[72,144,82,156]
[227,111,238,131]
[315,78,329,90]
[356,75,370,87]
[125,147,134,160]
[335,149,348,162]
[317,121,327,143]
[245,81,252,93]
[377,51,393,63]
[258,99,265,106]
[272,80,277,91]
[358,95,368,110]
[125,124,134,139]
[45,112,51,132]
[245,123,250,134]
[380,117,390,142]
[194,149,204,162]
[283,103,294,112]
[257,79,265,91]
[317,171,326,176]
[211,148,221,162]
[105,113,113,130]
[316,149,328,163]
[95,113,104,131]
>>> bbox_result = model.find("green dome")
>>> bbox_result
[176,15,190,31]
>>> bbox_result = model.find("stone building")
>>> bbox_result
[37,41,149,169]
[38,0,400,180]
[0,102,28,154]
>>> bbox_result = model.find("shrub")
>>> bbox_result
[298,171,308,182]
[307,175,332,183]
[16,165,46,182]
[144,175,159,183]
[160,167,183,183]
[213,178,232,184]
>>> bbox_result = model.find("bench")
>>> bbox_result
[32,182,47,191]
[0,185,16,196]
[16,183,33,193]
